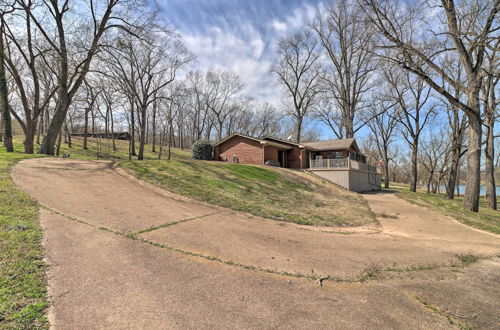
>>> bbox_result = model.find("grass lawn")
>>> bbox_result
[390,186,500,235]
[120,155,376,227]
[0,141,48,329]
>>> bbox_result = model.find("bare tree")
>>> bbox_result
[387,68,435,192]
[312,0,376,138]
[273,30,321,143]
[440,57,468,200]
[367,96,398,188]
[420,132,448,194]
[360,0,499,211]
[204,70,244,141]
[0,12,13,151]
[2,2,57,153]
[252,102,282,138]
[105,32,192,160]
[185,70,211,141]
[81,79,99,150]
[482,39,499,210]
[13,0,157,155]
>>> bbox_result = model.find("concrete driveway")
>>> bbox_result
[13,158,500,329]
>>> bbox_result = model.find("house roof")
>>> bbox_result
[301,138,360,152]
[262,136,305,148]
[260,140,293,150]
[212,133,261,147]
[214,133,360,153]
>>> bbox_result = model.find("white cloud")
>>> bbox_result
[173,1,323,110]
[270,19,287,32]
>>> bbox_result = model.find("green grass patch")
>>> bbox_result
[390,187,500,234]
[377,213,399,219]
[454,253,483,267]
[120,157,376,227]
[0,144,49,328]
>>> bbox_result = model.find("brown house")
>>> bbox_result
[213,133,364,169]
[213,133,381,192]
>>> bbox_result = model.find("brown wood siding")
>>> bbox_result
[287,146,303,169]
[264,146,279,163]
[301,149,307,168]
[216,136,263,165]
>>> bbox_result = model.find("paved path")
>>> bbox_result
[13,158,500,329]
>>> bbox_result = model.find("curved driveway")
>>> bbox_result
[13,158,500,329]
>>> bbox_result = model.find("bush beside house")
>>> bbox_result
[192,140,213,160]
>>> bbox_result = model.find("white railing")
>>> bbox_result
[310,158,348,169]
[310,158,380,173]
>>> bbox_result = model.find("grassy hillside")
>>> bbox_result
[44,135,375,227]
[120,154,376,227]
[0,141,48,328]
[391,186,500,234]
[16,135,377,227]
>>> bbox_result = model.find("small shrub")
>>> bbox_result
[455,253,482,266]
[192,140,213,160]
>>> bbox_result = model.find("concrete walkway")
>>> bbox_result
[13,158,500,329]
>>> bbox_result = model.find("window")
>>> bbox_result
[328,151,344,159]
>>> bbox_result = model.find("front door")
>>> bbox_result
[278,150,287,168]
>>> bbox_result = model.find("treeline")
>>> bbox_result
[271,0,498,213]
[0,0,498,213]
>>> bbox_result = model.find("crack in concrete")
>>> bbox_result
[41,205,491,288]
[133,211,223,235]
[413,295,472,329]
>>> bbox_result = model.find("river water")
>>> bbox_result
[438,185,500,196]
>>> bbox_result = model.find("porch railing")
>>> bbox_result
[310,158,348,169]
[310,158,380,173]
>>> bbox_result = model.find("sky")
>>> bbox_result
[155,0,448,143]
[157,0,323,113]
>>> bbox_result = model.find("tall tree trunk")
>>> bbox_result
[63,122,68,144]
[36,108,43,145]
[0,107,3,143]
[138,107,146,160]
[446,143,461,199]
[485,116,497,210]
[55,130,62,156]
[145,113,149,145]
[383,149,389,188]
[0,22,13,152]
[110,108,116,152]
[83,109,89,150]
[91,109,95,136]
[463,114,481,212]
[65,122,72,148]
[151,100,157,152]
[179,125,184,150]
[217,121,223,141]
[45,106,50,135]
[24,122,36,154]
[130,102,136,156]
[295,117,303,143]
[410,142,418,192]
[168,122,173,161]
[40,92,70,155]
